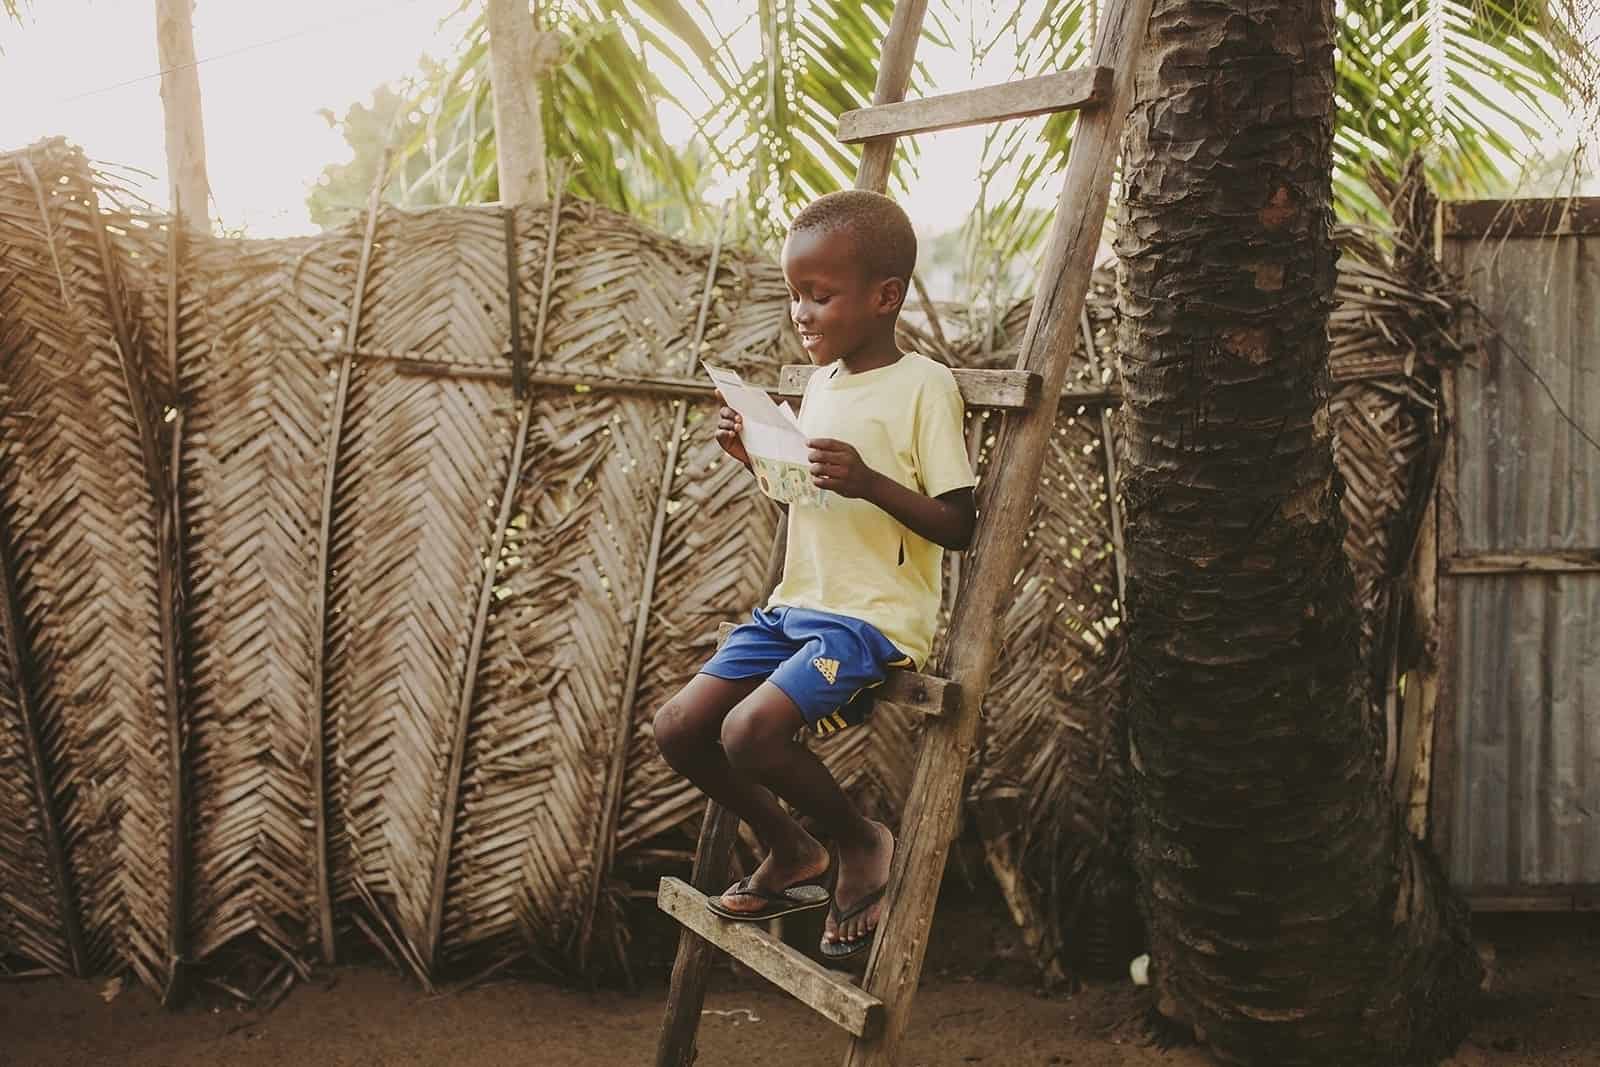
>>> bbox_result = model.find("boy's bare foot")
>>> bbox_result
[824,819,894,949]
[715,833,831,915]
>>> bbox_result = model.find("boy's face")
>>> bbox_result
[780,226,900,366]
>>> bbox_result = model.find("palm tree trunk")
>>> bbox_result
[154,0,209,231]
[1115,0,1482,1062]
[486,0,549,205]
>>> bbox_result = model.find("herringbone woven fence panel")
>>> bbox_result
[0,141,1450,991]
[0,144,174,990]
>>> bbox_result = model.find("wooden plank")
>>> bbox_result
[1442,198,1600,239]
[580,207,731,967]
[657,877,884,1039]
[423,182,566,974]
[654,801,742,1067]
[838,67,1111,144]
[778,364,1042,410]
[1467,889,1580,912]
[1442,550,1600,575]
[844,0,1152,1059]
[716,622,957,717]
[306,169,388,966]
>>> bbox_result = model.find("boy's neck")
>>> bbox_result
[834,331,903,375]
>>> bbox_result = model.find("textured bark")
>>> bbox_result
[1115,0,1481,1063]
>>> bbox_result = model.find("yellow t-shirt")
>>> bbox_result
[767,353,975,667]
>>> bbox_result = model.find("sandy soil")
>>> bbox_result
[3,911,1595,1066]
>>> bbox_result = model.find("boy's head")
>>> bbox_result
[781,190,917,366]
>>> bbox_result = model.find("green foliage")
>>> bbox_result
[308,77,459,230]
[377,1,720,232]
[1333,0,1591,218]
[314,0,1594,289]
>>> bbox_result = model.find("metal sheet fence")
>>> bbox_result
[1440,201,1600,896]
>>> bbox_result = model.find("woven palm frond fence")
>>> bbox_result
[0,139,1459,995]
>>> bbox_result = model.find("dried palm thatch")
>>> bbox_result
[0,141,176,992]
[0,139,1461,992]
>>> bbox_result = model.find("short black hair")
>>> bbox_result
[789,190,917,282]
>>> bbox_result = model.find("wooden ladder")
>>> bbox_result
[655,0,1152,1063]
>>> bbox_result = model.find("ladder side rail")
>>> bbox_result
[843,0,1155,1061]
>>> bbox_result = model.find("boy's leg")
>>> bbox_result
[720,683,894,946]
[652,674,829,908]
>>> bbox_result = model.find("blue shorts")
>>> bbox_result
[700,606,914,737]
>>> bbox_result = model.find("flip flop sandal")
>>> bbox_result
[819,884,886,960]
[705,858,834,922]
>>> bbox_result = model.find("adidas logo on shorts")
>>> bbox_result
[811,657,840,684]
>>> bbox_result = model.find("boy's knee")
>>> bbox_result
[653,699,703,767]
[720,708,783,773]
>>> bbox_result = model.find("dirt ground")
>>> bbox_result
[4,910,1596,1066]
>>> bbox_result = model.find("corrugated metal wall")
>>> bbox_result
[1442,203,1599,893]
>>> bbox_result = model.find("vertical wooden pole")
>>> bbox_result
[486,0,549,206]
[655,4,929,1065]
[580,208,730,969]
[422,183,567,974]
[1430,363,1462,868]
[154,0,209,233]
[845,0,1151,1059]
[307,165,390,965]
[1080,309,1128,606]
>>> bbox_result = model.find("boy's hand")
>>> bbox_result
[807,438,877,499]
[714,391,751,468]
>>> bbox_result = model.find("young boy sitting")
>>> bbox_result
[652,190,976,960]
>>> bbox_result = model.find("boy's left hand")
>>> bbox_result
[807,438,877,499]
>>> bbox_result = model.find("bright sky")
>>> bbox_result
[0,0,459,235]
[1,2,1593,239]
[0,1,1064,239]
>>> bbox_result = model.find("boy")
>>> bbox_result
[652,190,976,960]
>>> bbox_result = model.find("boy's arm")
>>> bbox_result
[806,439,976,550]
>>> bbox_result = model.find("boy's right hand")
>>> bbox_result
[714,391,751,468]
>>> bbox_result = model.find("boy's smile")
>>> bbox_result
[780,226,904,372]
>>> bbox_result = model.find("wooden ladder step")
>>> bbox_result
[778,364,1042,411]
[656,877,885,1039]
[716,622,958,718]
[837,66,1113,144]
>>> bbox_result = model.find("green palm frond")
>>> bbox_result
[389,1,723,227]
[1334,0,1587,217]
[699,0,910,242]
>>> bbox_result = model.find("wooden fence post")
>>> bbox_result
[578,206,732,968]
[422,181,568,974]
[306,163,390,965]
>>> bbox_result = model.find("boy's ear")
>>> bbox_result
[877,276,907,315]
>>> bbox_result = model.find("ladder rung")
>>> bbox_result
[837,66,1113,144]
[657,876,884,1038]
[778,364,1041,411]
[717,622,957,718]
